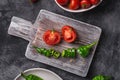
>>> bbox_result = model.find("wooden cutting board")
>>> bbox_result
[8,10,102,77]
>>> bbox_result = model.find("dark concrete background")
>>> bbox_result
[0,0,120,80]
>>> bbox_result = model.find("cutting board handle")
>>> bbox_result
[8,16,33,41]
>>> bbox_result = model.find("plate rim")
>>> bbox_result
[14,68,63,80]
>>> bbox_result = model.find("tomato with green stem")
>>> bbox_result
[43,30,61,45]
[80,0,91,9]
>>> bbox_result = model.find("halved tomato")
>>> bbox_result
[43,30,61,45]
[62,25,77,43]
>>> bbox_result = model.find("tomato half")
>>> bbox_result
[43,30,61,45]
[80,0,91,9]
[57,0,69,6]
[69,0,80,10]
[90,0,100,5]
[62,25,77,43]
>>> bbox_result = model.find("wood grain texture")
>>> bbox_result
[8,16,33,41]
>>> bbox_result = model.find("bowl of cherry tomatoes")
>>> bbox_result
[55,0,102,12]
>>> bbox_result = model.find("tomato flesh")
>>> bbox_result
[43,30,61,45]
[64,30,72,39]
[62,25,77,43]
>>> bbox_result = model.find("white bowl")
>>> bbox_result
[55,0,103,12]
[14,68,63,80]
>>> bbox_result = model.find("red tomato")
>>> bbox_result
[43,30,61,45]
[69,0,80,10]
[80,0,91,9]
[56,0,69,5]
[62,25,77,43]
[90,0,100,5]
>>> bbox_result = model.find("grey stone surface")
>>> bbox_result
[0,0,120,80]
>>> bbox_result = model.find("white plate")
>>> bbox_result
[14,68,63,80]
[55,0,103,13]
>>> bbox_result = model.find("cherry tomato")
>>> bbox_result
[62,25,77,43]
[90,0,100,5]
[56,0,69,5]
[80,0,91,9]
[43,30,61,45]
[69,0,80,10]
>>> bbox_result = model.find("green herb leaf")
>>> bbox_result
[92,75,111,80]
[21,73,43,80]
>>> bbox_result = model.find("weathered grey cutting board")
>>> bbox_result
[8,10,102,77]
